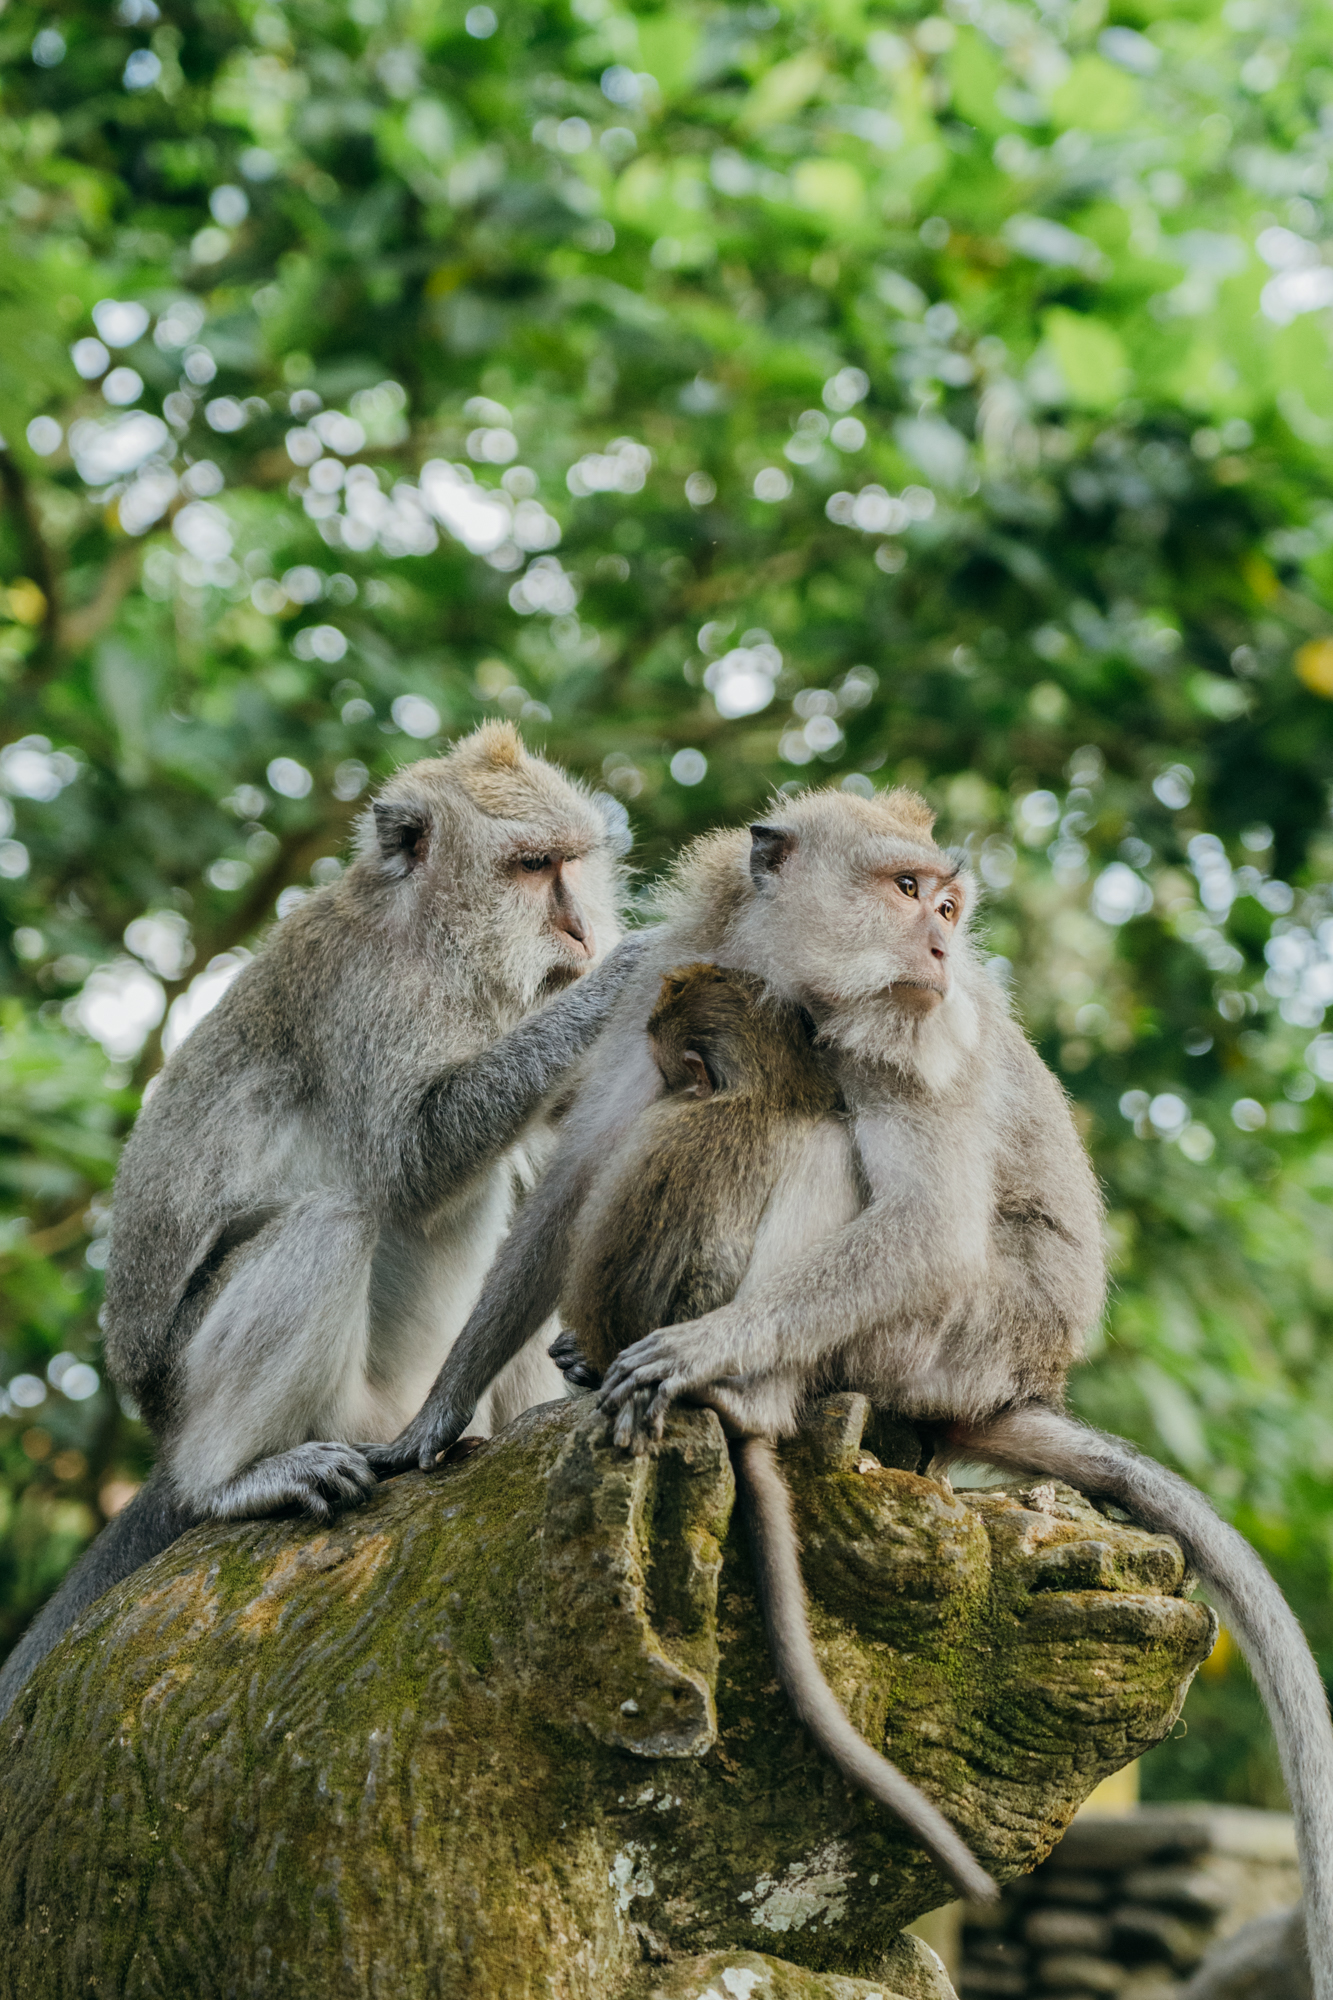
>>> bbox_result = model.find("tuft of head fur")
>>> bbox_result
[448,720,586,825]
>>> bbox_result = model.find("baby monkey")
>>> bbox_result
[556,964,994,1904]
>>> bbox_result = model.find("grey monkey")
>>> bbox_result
[0,722,636,1717]
[371,783,1333,1989]
[556,959,994,1903]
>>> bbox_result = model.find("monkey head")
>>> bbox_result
[645,963,770,1099]
[645,962,839,1115]
[665,788,982,1088]
[353,722,629,1013]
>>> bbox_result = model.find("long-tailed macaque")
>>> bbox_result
[560,961,993,1902]
[368,784,1333,1991]
[0,723,638,1718]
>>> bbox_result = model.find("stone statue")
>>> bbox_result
[0,1395,1214,2000]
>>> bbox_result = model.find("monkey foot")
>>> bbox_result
[435,1435,487,1466]
[548,1329,603,1390]
[207,1441,379,1524]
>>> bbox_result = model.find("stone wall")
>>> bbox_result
[958,1808,1300,2000]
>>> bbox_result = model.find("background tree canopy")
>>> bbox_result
[2,0,1332,1804]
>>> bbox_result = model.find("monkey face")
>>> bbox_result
[509,848,600,986]
[720,791,982,1077]
[359,724,627,1010]
[863,864,965,1011]
[736,805,970,999]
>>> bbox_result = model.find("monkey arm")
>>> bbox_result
[598,1178,1100,1447]
[596,1198,925,1443]
[167,1191,384,1516]
[403,934,648,1208]
[366,976,669,1473]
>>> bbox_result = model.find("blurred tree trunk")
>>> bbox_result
[0,1395,1213,2000]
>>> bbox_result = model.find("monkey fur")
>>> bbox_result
[563,963,846,1377]
[378,782,1333,1983]
[0,723,639,1718]
[561,962,994,1902]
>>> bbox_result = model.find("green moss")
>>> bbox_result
[0,1398,1211,2000]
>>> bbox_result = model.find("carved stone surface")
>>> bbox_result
[0,1395,1214,2000]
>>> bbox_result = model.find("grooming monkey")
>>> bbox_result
[0,723,637,1717]
[371,783,1333,1980]
[559,962,994,1903]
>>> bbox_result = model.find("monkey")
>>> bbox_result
[0,722,641,1718]
[367,782,1333,1989]
[561,962,851,1383]
[557,961,995,1904]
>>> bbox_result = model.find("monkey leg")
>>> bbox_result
[694,1372,804,1441]
[169,1192,382,1521]
[547,1328,601,1390]
[205,1442,380,1524]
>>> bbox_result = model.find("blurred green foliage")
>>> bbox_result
[1,0,1332,1798]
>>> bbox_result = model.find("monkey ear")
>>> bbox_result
[748,824,795,885]
[372,800,430,874]
[682,1050,716,1099]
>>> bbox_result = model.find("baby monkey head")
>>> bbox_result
[353,722,628,1009]
[646,962,840,1114]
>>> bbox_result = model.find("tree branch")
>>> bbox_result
[58,545,142,655]
[0,447,61,668]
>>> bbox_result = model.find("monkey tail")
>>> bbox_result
[948,1404,1333,2000]
[0,1468,196,1721]
[735,1436,997,1904]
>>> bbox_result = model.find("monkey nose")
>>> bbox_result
[558,901,592,950]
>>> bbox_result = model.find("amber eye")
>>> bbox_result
[939,897,957,921]
[519,854,551,873]
[896,875,919,899]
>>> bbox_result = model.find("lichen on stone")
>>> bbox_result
[0,1395,1213,2000]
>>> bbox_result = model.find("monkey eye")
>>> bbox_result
[939,897,957,921]
[895,875,919,899]
[519,854,552,873]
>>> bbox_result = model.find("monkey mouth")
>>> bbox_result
[886,977,947,1013]
[540,960,586,993]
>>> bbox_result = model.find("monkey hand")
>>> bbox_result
[597,1320,716,1449]
[363,1398,474,1477]
[548,1329,602,1390]
[585,926,655,996]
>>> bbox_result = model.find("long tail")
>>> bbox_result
[1176,1906,1307,2000]
[0,1467,196,1720]
[735,1435,996,1904]
[949,1405,1333,2000]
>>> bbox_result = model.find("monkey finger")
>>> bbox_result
[644,1382,681,1438]
[611,1390,652,1451]
[611,1401,637,1451]
[363,1442,414,1477]
[599,1338,670,1400]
